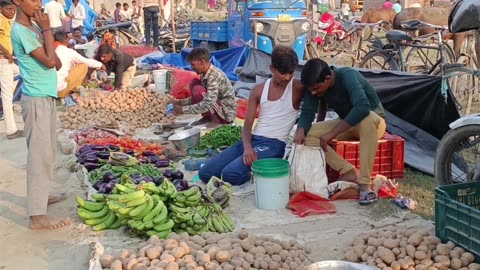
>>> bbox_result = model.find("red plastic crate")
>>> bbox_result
[326,133,405,181]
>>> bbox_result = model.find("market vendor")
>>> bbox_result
[199,46,304,191]
[171,48,236,128]
[95,44,147,90]
[54,31,103,98]
[295,58,386,205]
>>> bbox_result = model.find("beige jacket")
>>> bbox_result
[143,0,160,8]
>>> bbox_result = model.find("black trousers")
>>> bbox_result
[143,6,160,47]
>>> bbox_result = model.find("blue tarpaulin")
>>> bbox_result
[42,0,97,34]
[142,46,250,81]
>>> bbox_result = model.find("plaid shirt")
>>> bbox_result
[182,65,237,122]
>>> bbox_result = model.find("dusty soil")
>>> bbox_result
[0,111,433,269]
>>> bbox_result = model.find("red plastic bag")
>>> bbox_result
[236,98,260,119]
[378,184,398,199]
[170,69,200,99]
[288,192,336,217]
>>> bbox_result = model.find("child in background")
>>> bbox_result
[11,0,70,229]
[0,0,23,139]
[340,1,350,20]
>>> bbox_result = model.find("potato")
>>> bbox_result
[449,258,463,269]
[171,247,187,259]
[127,258,139,270]
[110,260,123,270]
[196,252,211,266]
[365,246,376,256]
[436,244,450,256]
[384,239,400,249]
[460,257,470,267]
[417,245,429,253]
[406,245,416,258]
[160,253,175,263]
[469,263,480,270]
[434,255,451,267]
[100,254,115,268]
[134,263,147,270]
[147,247,162,260]
[392,248,401,256]
[461,253,475,264]
[368,238,383,247]
[378,247,396,264]
[415,251,428,260]
[137,257,150,266]
[215,251,232,263]
[421,259,434,267]
[360,253,369,262]
[407,233,423,247]
[398,258,409,269]
[416,265,428,270]
[377,262,387,269]
[165,262,179,270]
[391,261,401,270]
[353,237,365,246]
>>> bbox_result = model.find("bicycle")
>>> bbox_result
[331,20,390,67]
[359,20,456,74]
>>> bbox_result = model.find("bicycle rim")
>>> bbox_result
[359,51,399,71]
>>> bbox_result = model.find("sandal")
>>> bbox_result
[358,191,378,205]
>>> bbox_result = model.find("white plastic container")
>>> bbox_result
[252,158,290,211]
[152,69,167,93]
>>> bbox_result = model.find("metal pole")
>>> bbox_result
[171,0,177,52]
[254,20,258,49]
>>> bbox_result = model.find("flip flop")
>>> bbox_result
[358,191,378,205]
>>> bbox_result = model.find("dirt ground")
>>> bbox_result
[0,111,434,270]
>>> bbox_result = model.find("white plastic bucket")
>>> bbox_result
[152,69,167,93]
[252,158,290,211]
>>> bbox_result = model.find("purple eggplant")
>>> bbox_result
[172,170,184,180]
[102,171,116,183]
[108,144,120,151]
[152,176,164,186]
[173,179,189,191]
[139,176,153,183]
[85,157,100,164]
[125,150,135,156]
[138,158,148,164]
[77,157,86,165]
[155,159,170,168]
[104,182,115,193]
[97,182,108,193]
[163,169,174,179]
[84,162,101,172]
[92,180,103,190]
[78,149,98,159]
[96,151,111,159]
[78,145,93,154]
[92,144,109,151]
[147,156,160,164]
[142,151,156,157]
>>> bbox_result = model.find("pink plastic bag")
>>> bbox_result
[288,192,336,217]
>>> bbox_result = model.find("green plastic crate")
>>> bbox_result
[435,182,480,261]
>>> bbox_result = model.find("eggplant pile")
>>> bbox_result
[138,151,170,168]
[76,144,113,172]
[93,171,119,194]
[162,169,190,191]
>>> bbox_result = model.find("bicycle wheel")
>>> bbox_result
[359,51,399,71]
[435,65,480,116]
[434,124,480,186]
[405,41,455,74]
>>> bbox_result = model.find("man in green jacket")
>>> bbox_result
[294,58,386,205]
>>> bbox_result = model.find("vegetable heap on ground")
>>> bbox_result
[99,230,312,270]
[344,226,480,270]
[196,125,242,150]
[60,88,174,134]
[76,180,234,237]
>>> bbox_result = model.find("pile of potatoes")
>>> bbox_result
[60,89,174,133]
[99,230,311,270]
[343,226,479,270]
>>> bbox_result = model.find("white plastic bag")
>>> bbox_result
[288,144,329,199]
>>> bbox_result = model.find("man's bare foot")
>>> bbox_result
[48,193,68,205]
[30,215,71,230]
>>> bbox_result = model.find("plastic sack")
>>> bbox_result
[170,69,200,99]
[288,144,329,199]
[448,0,480,33]
[288,192,336,217]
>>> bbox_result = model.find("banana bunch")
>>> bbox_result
[169,187,234,235]
[76,195,122,231]
[157,179,178,200]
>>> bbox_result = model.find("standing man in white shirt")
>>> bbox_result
[44,0,66,33]
[68,0,86,32]
[54,31,103,98]
[119,3,133,21]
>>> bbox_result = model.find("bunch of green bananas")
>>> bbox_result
[156,179,178,200]
[76,195,122,231]
[169,187,235,235]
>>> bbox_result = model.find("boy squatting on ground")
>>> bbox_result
[295,59,386,205]
[0,0,23,139]
[12,0,70,229]
[171,48,237,128]
[198,46,304,187]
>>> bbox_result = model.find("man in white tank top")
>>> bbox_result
[198,46,305,187]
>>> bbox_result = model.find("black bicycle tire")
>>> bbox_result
[359,50,399,71]
[404,41,455,74]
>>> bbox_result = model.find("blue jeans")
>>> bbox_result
[199,135,286,186]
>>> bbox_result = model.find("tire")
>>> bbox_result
[434,65,479,116]
[434,124,480,186]
[405,41,455,74]
[117,32,130,48]
[359,50,399,71]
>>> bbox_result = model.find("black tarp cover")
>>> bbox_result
[236,49,461,175]
[448,0,480,33]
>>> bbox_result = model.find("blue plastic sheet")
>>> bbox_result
[42,0,97,34]
[142,46,250,81]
